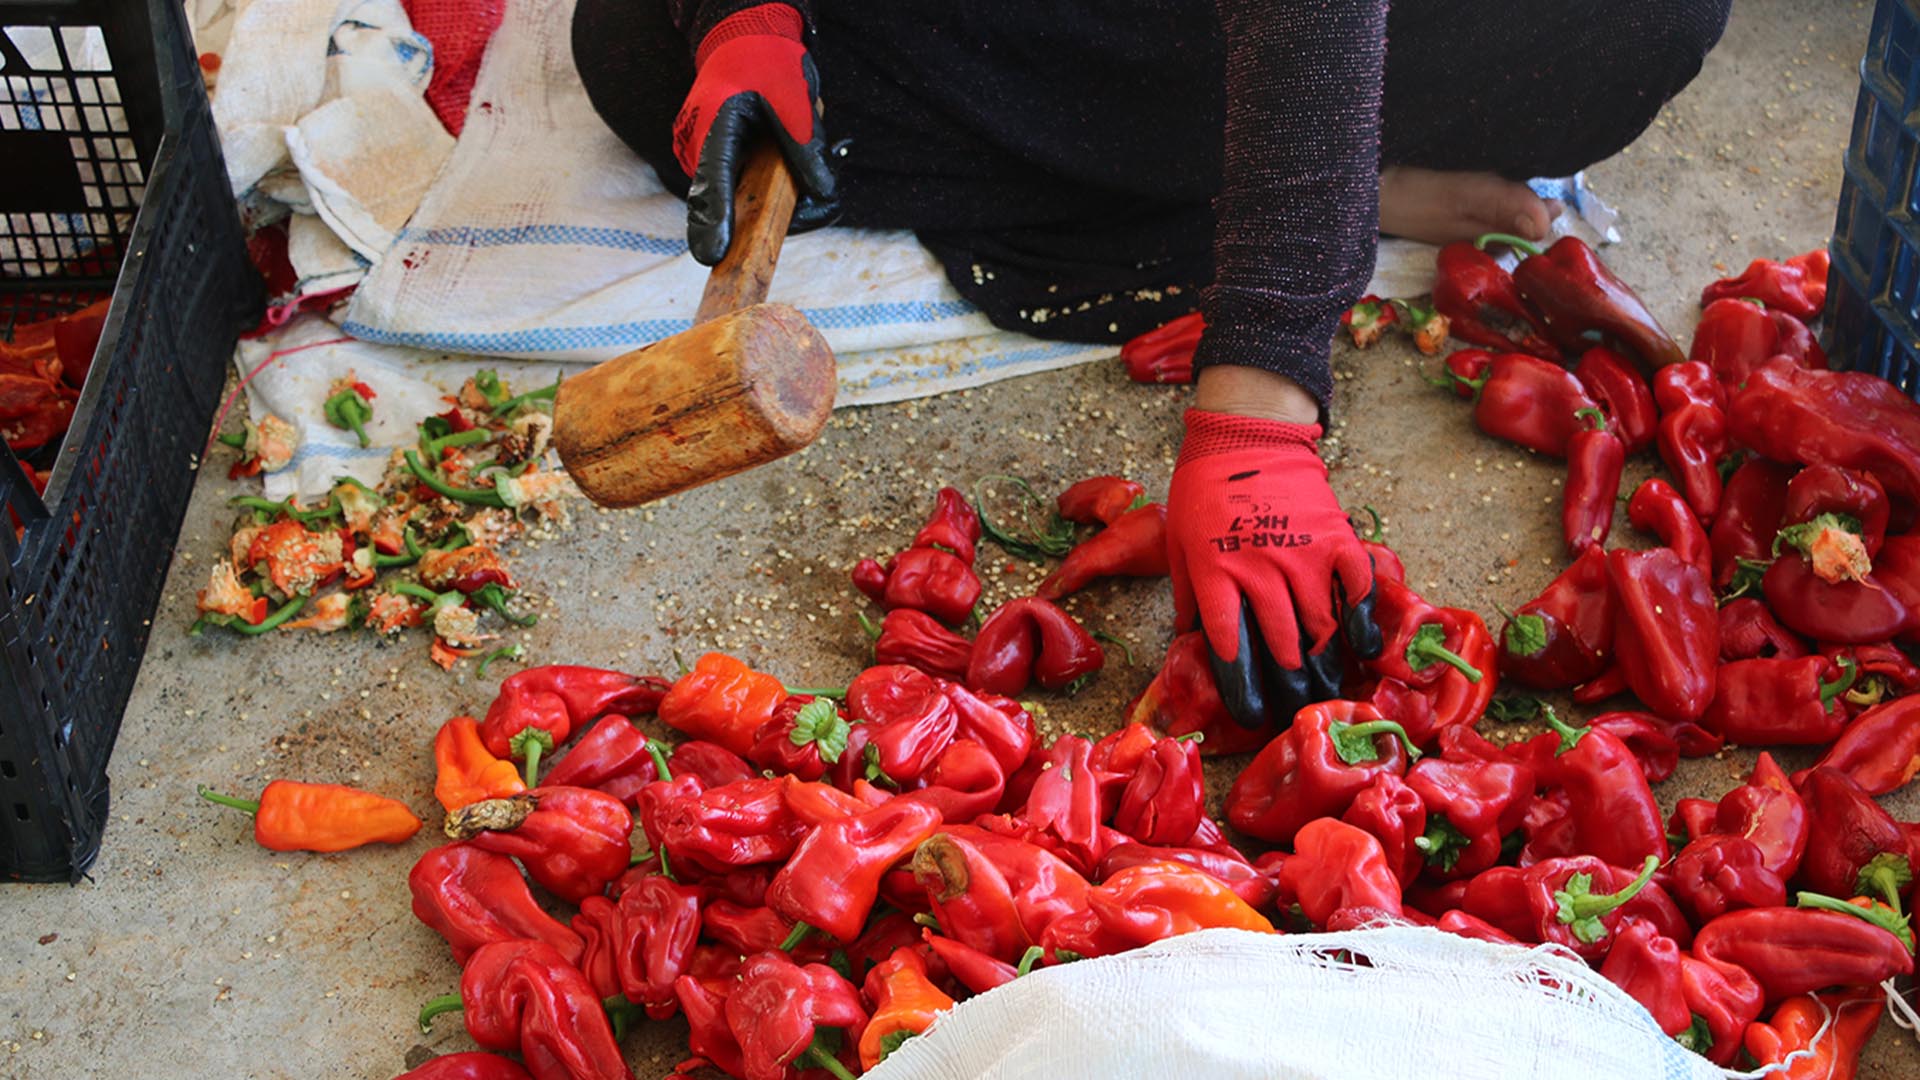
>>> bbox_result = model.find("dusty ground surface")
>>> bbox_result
[0,1,1909,1076]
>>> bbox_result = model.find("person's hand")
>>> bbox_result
[1166,399,1382,731]
[673,3,837,265]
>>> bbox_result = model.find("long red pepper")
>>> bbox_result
[1037,502,1169,600]
[1534,708,1668,867]
[1607,548,1718,721]
[1493,233,1686,369]
[1562,408,1623,555]
[1499,546,1615,690]
[1803,696,1920,796]
[480,665,669,762]
[965,597,1104,694]
[1702,655,1854,746]
[912,486,982,565]
[866,609,972,681]
[1441,351,1600,457]
[1710,458,1794,592]
[1119,311,1202,384]
[1056,475,1146,527]
[1430,241,1557,358]
[1625,478,1710,580]
[1572,346,1659,455]
[1692,907,1913,1005]
[1728,358,1920,506]
[409,844,585,966]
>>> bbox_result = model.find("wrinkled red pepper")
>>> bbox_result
[846,665,961,786]
[1340,772,1427,888]
[1625,477,1711,579]
[1691,297,1779,389]
[446,786,634,905]
[656,777,806,875]
[614,872,706,1018]
[1667,834,1787,925]
[1532,708,1669,867]
[409,843,585,967]
[1715,753,1810,881]
[1795,767,1915,907]
[453,940,634,1080]
[1015,735,1108,870]
[768,798,943,942]
[1086,861,1275,944]
[480,666,670,764]
[1711,458,1794,592]
[864,608,973,683]
[725,950,868,1080]
[1111,732,1205,846]
[965,597,1104,694]
[1362,577,1494,748]
[1098,841,1277,911]
[1652,359,1727,415]
[1657,403,1730,523]
[1404,752,1534,880]
[1728,358,1920,507]
[1499,546,1615,690]
[1279,818,1404,927]
[1056,475,1146,527]
[1717,598,1807,661]
[1607,548,1718,721]
[1125,632,1267,756]
[1573,346,1659,455]
[541,716,659,806]
[747,695,843,782]
[1036,502,1170,603]
[1700,249,1829,320]
[853,546,983,625]
[1598,917,1691,1036]
[1679,952,1766,1065]
[1803,696,1920,796]
[910,827,1090,960]
[1225,699,1416,844]
[912,486,982,565]
[1431,241,1557,358]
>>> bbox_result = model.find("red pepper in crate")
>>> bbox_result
[965,597,1103,694]
[1657,403,1730,522]
[1363,578,1493,747]
[1795,768,1916,906]
[1112,733,1205,846]
[1718,598,1806,661]
[1744,989,1884,1080]
[1679,953,1766,1065]
[1341,773,1426,888]
[1784,464,1890,560]
[1563,408,1623,555]
[1761,554,1911,646]
[1438,351,1600,457]
[1225,700,1416,844]
[1057,475,1146,526]
[1499,546,1615,690]
[725,950,869,1080]
[852,546,982,625]
[858,947,954,1069]
[1701,249,1830,321]
[1119,311,1202,384]
[1489,233,1687,369]
[395,1054,533,1080]
[1691,297,1779,388]
[197,780,421,852]
[1667,835,1787,924]
[409,844,585,966]
[1037,502,1169,601]
[446,787,632,905]
[1461,854,1664,958]
[1087,861,1276,945]
[847,664,960,785]
[1652,360,1727,414]
[1715,753,1809,881]
[912,486,982,565]
[1125,632,1267,756]
[1803,696,1920,796]
[1701,655,1855,746]
[1431,241,1556,358]
[436,940,634,1080]
[435,717,529,812]
[1405,752,1533,880]
[1607,548,1718,721]
[1692,906,1914,1004]
[769,799,942,942]
[481,665,669,763]
[614,872,706,1019]
[540,715,661,806]
[1098,842,1277,911]
[1712,458,1794,592]
[1278,819,1403,927]
[657,778,806,875]
[1729,358,1920,506]
[1532,708,1669,867]
[1598,917,1691,1036]
[1625,478,1711,579]
[1572,346,1659,455]
[657,653,786,758]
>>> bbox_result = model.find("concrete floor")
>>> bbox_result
[0,1,1909,1076]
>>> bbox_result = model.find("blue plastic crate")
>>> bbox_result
[1827,0,1920,395]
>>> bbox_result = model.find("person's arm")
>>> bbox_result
[666,0,815,49]
[1192,0,1389,419]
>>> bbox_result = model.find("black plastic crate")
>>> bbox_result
[0,0,259,880]
[1829,0,1920,393]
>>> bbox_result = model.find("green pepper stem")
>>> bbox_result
[1544,707,1587,755]
[1015,945,1045,977]
[404,450,509,508]
[783,685,849,699]
[1475,232,1545,257]
[229,596,309,636]
[857,611,882,642]
[372,530,425,569]
[1360,505,1385,543]
[645,740,674,782]
[425,428,491,457]
[1820,656,1860,710]
[1090,629,1135,666]
[1564,855,1660,922]
[1407,624,1483,682]
[491,375,562,416]
[390,582,451,605]
[800,1044,858,1080]
[779,921,814,951]
[521,738,543,789]
[417,992,463,1033]
[198,786,260,815]
[1335,718,1421,762]
[215,430,246,449]
[1795,891,1915,950]
[1575,407,1608,432]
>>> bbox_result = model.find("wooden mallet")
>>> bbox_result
[551,144,836,508]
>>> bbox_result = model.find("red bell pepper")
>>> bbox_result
[1056,475,1146,527]
[1657,403,1730,522]
[540,715,660,806]
[1702,655,1854,746]
[911,827,1090,960]
[656,777,807,875]
[1625,478,1711,579]
[409,844,585,967]
[479,665,670,765]
[1573,346,1659,455]
[613,872,706,1018]
[1744,988,1883,1080]
[1490,233,1686,369]
[746,695,843,782]
[1607,548,1718,721]
[1717,598,1807,661]
[1803,696,1920,796]
[1362,577,1494,748]
[770,799,943,943]
[446,786,633,905]
[1119,311,1202,384]
[1086,861,1275,944]
[1404,752,1534,880]
[449,940,635,1080]
[1563,409,1624,555]
[658,653,786,758]
[1715,753,1810,881]
[1112,733,1205,846]
[1097,842,1277,911]
[1783,463,1890,561]
[1436,348,1492,400]
[668,741,755,788]
[853,546,983,625]
[1598,917,1691,1036]
[1341,772,1426,888]
[965,597,1104,694]
[1431,241,1557,358]
[1692,905,1914,1005]
[1225,699,1416,844]
[1691,297,1778,389]
[912,486,982,565]
[1125,632,1267,756]
[1015,735,1108,870]
[1679,953,1766,1065]
[1037,502,1169,600]
[1533,708,1669,867]
[1667,834,1787,924]
[939,681,1036,777]
[1498,546,1615,690]
[865,609,972,682]
[1795,767,1916,907]
[1728,357,1920,506]
[1700,249,1829,321]
[1278,818,1403,927]
[1761,552,1911,646]
[1460,853,1664,959]
[1711,457,1794,592]
[395,1054,533,1080]
[1439,350,1601,458]
[900,738,1007,821]
[725,950,868,1080]
[846,665,961,786]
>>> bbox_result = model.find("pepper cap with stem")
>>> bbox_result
[1475,232,1546,258]
[1328,719,1421,766]
[510,727,554,788]
[1854,853,1915,915]
[1555,854,1661,944]
[1795,891,1917,952]
[323,387,374,447]
[1405,623,1483,682]
[198,786,260,815]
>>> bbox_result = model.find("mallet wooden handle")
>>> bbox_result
[694,144,799,324]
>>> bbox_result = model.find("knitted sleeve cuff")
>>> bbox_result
[1177,408,1322,465]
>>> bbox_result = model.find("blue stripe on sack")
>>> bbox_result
[340,299,981,354]
[393,223,690,256]
[276,442,397,470]
[855,340,1104,391]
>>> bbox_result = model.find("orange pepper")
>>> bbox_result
[1085,861,1276,946]
[857,946,956,1069]
[434,716,528,812]
[199,780,421,852]
[658,652,787,757]
[1743,988,1883,1080]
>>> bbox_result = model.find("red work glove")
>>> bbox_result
[674,3,838,265]
[1167,409,1382,730]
